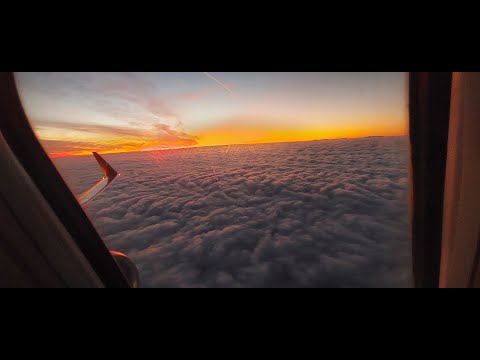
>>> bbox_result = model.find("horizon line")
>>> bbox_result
[48,134,408,159]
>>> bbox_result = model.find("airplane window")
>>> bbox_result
[14,72,412,287]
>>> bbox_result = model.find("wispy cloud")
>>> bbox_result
[85,73,183,126]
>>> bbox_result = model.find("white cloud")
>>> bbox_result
[55,136,412,287]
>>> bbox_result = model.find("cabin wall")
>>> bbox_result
[440,72,480,287]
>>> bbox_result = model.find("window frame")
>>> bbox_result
[0,72,129,288]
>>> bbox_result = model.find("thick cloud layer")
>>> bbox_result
[55,137,412,287]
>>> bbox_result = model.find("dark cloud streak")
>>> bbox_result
[37,121,198,154]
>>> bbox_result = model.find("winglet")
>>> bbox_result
[93,152,118,184]
[77,153,119,207]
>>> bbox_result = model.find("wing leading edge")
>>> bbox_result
[77,152,118,207]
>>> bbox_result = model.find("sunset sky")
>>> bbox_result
[15,72,408,157]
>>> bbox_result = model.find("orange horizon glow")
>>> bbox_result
[46,119,407,158]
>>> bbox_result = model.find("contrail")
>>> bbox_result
[203,72,232,93]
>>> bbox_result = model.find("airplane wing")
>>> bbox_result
[77,152,118,207]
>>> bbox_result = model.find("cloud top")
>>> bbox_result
[55,136,412,287]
